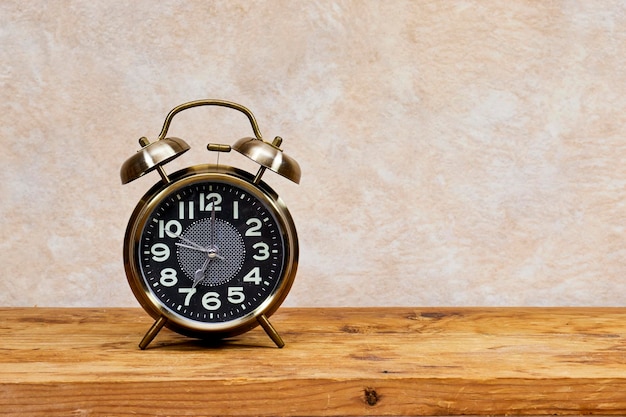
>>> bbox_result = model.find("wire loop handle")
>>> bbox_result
[157,99,263,141]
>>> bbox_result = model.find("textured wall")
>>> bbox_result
[1,1,625,307]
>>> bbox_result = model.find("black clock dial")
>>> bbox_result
[138,179,286,324]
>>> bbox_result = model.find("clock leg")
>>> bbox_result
[139,315,168,350]
[257,314,285,348]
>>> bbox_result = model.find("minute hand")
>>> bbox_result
[209,196,217,249]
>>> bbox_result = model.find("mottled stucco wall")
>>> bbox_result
[1,1,625,307]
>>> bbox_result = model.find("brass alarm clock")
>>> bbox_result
[120,100,300,349]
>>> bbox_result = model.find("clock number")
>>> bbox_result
[252,242,270,260]
[178,287,197,306]
[243,267,262,285]
[227,287,245,304]
[159,268,178,287]
[151,243,170,262]
[202,292,221,310]
[158,220,182,238]
[245,218,262,236]
[200,193,222,212]
[233,201,239,219]
[179,201,195,220]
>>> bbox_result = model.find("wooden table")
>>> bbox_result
[0,307,625,416]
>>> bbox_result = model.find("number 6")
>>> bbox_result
[202,292,221,310]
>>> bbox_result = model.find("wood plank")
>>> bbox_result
[0,307,625,416]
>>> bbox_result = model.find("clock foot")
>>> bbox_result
[139,315,168,350]
[257,314,285,348]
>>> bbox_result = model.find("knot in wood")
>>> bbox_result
[363,387,379,406]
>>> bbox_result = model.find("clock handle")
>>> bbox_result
[153,98,301,184]
[157,99,264,141]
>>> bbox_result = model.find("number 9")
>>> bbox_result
[151,243,170,262]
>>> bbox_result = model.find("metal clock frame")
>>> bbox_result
[120,99,301,349]
[124,165,298,349]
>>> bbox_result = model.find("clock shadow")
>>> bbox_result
[147,336,278,351]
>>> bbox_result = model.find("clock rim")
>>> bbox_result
[123,164,299,340]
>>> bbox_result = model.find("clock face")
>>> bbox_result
[124,167,297,336]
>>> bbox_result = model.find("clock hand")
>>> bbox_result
[209,196,217,250]
[192,257,211,288]
[175,242,209,252]
[192,250,225,288]
[176,234,206,251]
[173,215,225,288]
[175,241,226,261]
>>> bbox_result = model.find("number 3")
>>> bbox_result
[252,242,270,260]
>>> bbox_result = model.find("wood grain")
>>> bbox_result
[0,307,625,416]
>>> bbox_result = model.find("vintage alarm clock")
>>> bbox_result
[120,100,300,349]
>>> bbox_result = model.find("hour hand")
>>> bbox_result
[193,258,210,288]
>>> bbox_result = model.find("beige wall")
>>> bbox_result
[1,1,625,307]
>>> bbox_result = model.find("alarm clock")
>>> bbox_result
[120,100,300,349]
